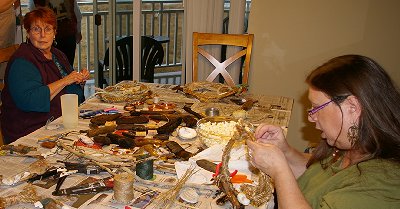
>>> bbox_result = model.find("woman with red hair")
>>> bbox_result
[1,7,90,144]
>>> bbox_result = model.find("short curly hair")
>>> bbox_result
[23,7,57,33]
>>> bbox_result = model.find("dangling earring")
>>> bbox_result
[53,37,57,46]
[347,122,359,146]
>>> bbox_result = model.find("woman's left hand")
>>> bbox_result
[79,68,90,81]
[247,139,289,179]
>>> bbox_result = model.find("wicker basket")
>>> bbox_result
[97,81,151,103]
[183,81,238,102]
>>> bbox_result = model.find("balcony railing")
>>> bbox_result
[76,0,184,76]
[21,0,251,86]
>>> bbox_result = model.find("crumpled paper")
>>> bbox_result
[175,144,252,184]
[1,172,30,186]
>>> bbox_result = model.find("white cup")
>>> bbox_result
[60,94,79,129]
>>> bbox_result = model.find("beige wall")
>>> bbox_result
[247,0,400,151]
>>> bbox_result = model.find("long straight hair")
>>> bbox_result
[305,55,400,168]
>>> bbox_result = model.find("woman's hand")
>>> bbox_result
[254,123,310,178]
[63,71,85,85]
[255,124,290,153]
[63,69,90,85]
[247,140,289,179]
[79,68,90,84]
[48,69,90,101]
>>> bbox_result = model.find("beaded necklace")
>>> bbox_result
[331,148,341,163]
[52,54,68,78]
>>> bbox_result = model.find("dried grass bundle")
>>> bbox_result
[150,166,197,209]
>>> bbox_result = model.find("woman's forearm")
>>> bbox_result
[284,146,311,178]
[47,70,88,100]
[47,79,69,100]
[274,162,312,209]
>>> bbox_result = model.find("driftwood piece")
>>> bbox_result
[216,132,243,209]
[148,114,169,121]
[93,136,112,146]
[116,116,149,124]
[0,144,37,154]
[182,115,197,128]
[130,110,175,115]
[241,99,258,111]
[117,137,135,148]
[133,138,164,147]
[106,133,124,144]
[157,117,182,135]
[116,124,148,131]
[183,105,204,119]
[121,131,136,138]
[58,140,133,175]
[104,133,164,148]
[87,125,116,137]
[165,141,193,160]
[90,113,122,125]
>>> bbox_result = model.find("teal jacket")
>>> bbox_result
[1,42,84,143]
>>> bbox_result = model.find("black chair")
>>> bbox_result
[141,36,164,83]
[98,36,164,87]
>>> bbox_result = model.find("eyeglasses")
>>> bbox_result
[308,100,334,116]
[308,95,350,117]
[30,26,54,35]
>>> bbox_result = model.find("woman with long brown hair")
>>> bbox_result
[247,55,400,209]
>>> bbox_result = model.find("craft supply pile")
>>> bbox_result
[0,81,293,209]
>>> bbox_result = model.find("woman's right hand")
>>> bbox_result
[255,124,290,153]
[63,71,87,85]
[254,124,310,178]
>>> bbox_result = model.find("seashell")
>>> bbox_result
[180,188,199,204]
[237,193,250,205]
[34,201,44,208]
[78,134,94,146]
[177,127,197,140]
[46,124,60,130]
[1,172,29,186]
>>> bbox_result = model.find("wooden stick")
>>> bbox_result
[57,140,133,175]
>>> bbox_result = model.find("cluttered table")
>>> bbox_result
[0,81,293,209]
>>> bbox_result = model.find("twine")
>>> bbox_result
[136,155,154,180]
[113,172,135,204]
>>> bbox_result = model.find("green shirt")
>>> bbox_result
[297,158,400,209]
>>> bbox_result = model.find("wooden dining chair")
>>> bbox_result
[192,32,254,87]
[0,44,19,145]
[0,44,19,93]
